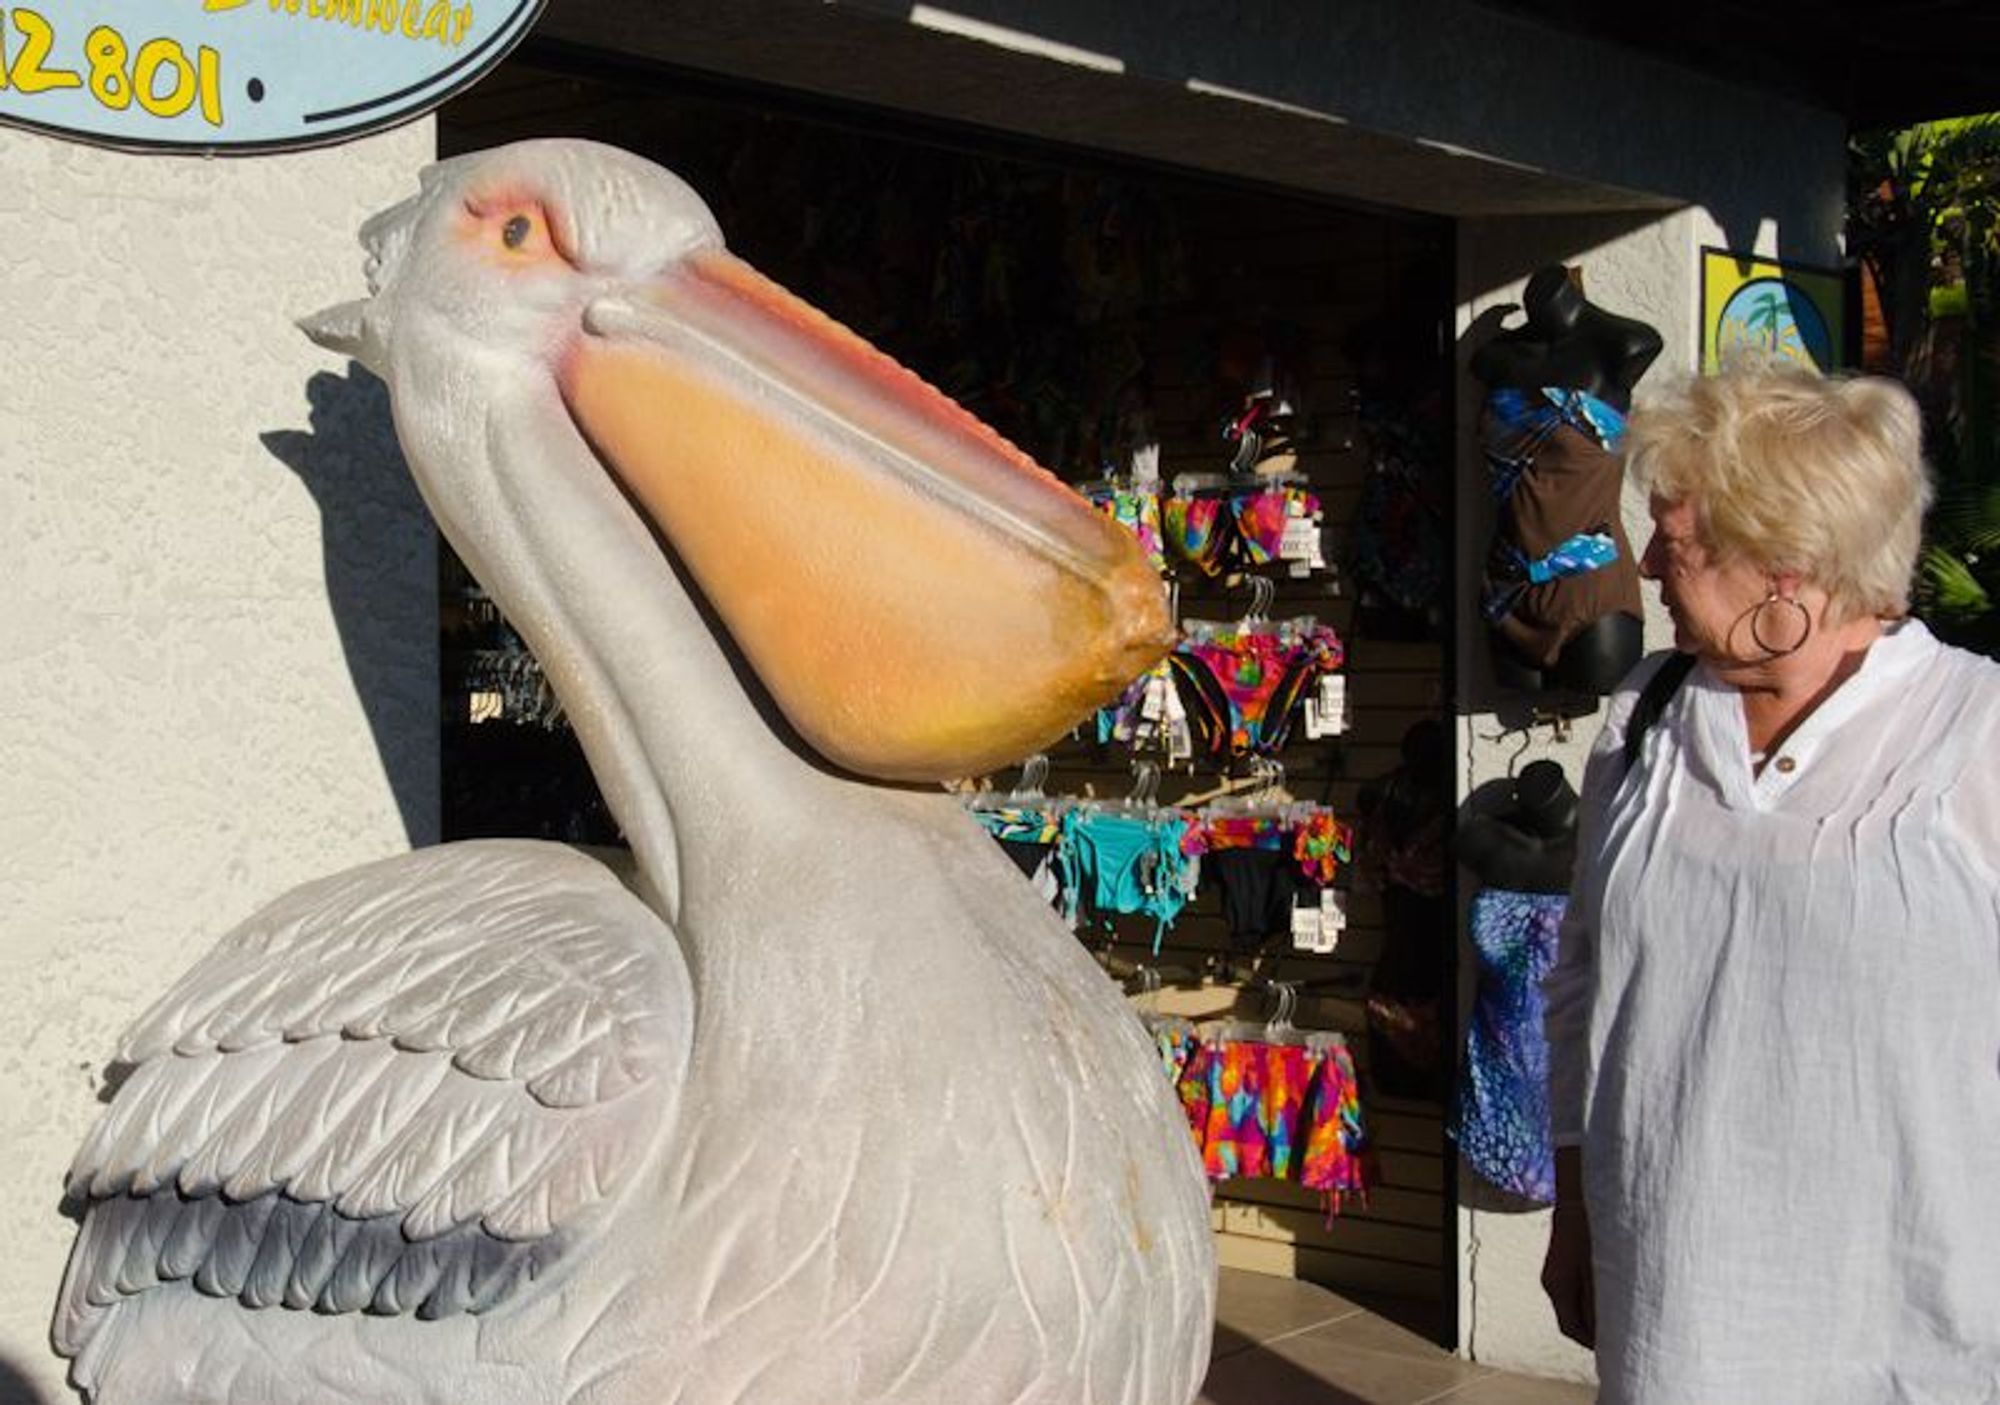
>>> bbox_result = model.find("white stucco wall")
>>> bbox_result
[1452,198,1841,1381]
[0,123,438,1404]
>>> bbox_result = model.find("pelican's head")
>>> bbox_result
[301,141,720,379]
[304,139,1171,782]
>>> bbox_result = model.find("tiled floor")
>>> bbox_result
[1202,1270,1596,1405]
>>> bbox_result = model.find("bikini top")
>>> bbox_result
[1083,479,1323,579]
[1482,385,1626,501]
[1480,387,1631,627]
[1199,810,1353,887]
[1162,483,1321,577]
[970,804,1064,846]
[1083,484,1168,574]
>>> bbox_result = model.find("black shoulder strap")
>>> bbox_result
[1621,652,1696,776]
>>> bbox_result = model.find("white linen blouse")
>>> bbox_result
[1546,620,2000,1405]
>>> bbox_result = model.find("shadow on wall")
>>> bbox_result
[0,1351,54,1405]
[1457,212,1667,321]
[261,366,441,849]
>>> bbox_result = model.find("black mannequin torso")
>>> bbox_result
[1458,759,1578,895]
[1470,266,1664,413]
[1489,612,1642,696]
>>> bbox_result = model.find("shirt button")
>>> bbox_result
[1774,756,1797,774]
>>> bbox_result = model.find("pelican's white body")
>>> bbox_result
[56,140,1214,1405]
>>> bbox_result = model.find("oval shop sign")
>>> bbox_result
[0,0,544,154]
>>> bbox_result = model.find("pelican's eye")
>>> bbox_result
[462,198,568,266]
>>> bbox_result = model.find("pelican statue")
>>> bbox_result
[53,139,1215,1405]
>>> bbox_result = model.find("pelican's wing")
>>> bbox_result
[54,840,691,1375]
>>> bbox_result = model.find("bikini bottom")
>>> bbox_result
[1185,1039,1359,1188]
[1168,625,1342,760]
[1206,848,1303,951]
[997,837,1055,879]
[1059,809,1195,949]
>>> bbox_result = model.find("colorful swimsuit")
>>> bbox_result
[1095,659,1193,761]
[1174,1034,1373,1208]
[1163,485,1321,576]
[972,805,1065,905]
[1058,808,1198,951]
[1298,1041,1372,1210]
[1451,887,1565,1203]
[1169,621,1344,759]
[1085,484,1168,574]
[1480,386,1644,669]
[1163,491,1230,576]
[1194,812,1352,950]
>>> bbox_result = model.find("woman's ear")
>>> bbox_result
[1769,569,1806,602]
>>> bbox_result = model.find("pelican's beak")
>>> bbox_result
[561,251,1172,782]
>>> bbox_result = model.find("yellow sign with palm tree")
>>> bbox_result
[1700,248,1846,373]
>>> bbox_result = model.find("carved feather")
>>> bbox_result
[56,841,693,1369]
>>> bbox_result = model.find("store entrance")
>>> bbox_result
[437,47,1457,1342]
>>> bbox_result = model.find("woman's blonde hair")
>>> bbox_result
[1624,358,1932,624]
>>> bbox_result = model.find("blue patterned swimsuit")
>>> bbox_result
[1452,887,1565,1202]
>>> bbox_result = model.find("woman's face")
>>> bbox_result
[1638,497,1783,663]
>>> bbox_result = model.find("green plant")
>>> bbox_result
[1850,115,2000,653]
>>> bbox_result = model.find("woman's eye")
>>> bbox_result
[502,215,532,250]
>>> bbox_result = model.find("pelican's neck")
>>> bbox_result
[449,378,900,930]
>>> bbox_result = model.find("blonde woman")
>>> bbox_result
[1541,360,2000,1403]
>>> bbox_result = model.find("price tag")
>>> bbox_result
[1317,674,1347,736]
[1291,904,1325,952]
[1280,515,1324,570]
[1320,888,1348,930]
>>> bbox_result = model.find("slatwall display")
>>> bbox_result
[1034,196,1453,1302]
[440,51,1455,1320]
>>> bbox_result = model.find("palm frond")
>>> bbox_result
[1927,483,2000,552]
[1920,545,1993,616]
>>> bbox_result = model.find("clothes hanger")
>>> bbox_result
[1082,759,1164,819]
[1170,470,1230,495]
[1216,979,1308,1048]
[1074,469,1135,498]
[1265,982,1308,1047]
[967,753,1058,813]
[1204,759,1295,821]
[1126,759,1164,817]
[1009,753,1051,802]
[1240,575,1276,630]
[1131,966,1195,1041]
[1233,466,1308,491]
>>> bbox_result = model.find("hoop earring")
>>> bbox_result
[1748,591,1813,658]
